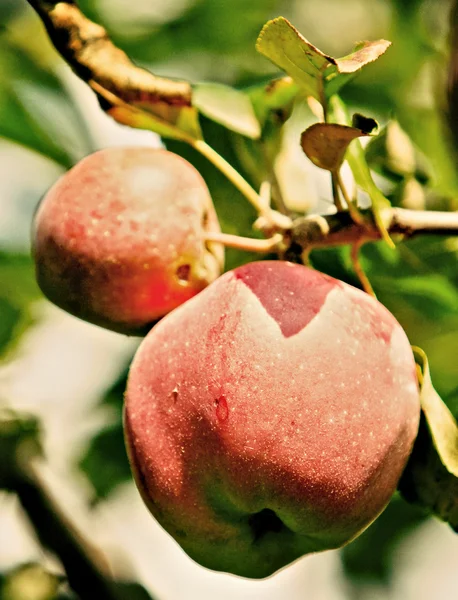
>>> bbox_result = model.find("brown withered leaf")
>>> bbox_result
[335,40,392,73]
[300,120,377,172]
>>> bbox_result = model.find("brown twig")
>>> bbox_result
[288,207,458,252]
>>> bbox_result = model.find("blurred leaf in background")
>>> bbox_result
[79,370,132,502]
[0,254,41,359]
[340,495,427,588]
[0,10,94,167]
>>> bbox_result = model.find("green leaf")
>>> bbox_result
[0,563,61,600]
[193,82,261,139]
[340,495,426,585]
[415,347,458,478]
[399,414,458,531]
[80,423,132,501]
[0,253,41,359]
[0,84,73,168]
[394,177,426,210]
[221,78,298,199]
[0,298,21,356]
[248,77,299,126]
[0,28,93,167]
[108,0,279,70]
[399,348,458,531]
[227,77,298,197]
[256,18,390,100]
[107,101,202,143]
[108,581,156,600]
[328,95,394,247]
[256,17,335,100]
[79,371,131,500]
[334,40,392,74]
[445,386,458,421]
[0,410,43,490]
[300,119,377,172]
[372,274,458,319]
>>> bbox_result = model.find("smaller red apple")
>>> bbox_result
[32,147,224,334]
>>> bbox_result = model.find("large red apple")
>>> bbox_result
[124,261,420,578]
[32,147,223,334]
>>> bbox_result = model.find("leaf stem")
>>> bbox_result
[192,140,292,230]
[331,172,345,211]
[336,170,364,225]
[192,139,264,212]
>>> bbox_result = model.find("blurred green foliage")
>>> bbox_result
[0,253,41,358]
[340,495,427,585]
[0,21,94,167]
[79,369,132,502]
[1,0,458,596]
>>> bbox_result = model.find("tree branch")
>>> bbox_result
[288,207,458,252]
[0,411,130,600]
[15,462,118,600]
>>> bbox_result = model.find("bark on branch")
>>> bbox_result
[288,207,458,252]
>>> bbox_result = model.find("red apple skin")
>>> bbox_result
[32,147,224,335]
[124,261,420,578]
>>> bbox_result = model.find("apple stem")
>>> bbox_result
[350,241,376,297]
[204,232,284,253]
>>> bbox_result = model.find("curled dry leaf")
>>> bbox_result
[28,0,202,141]
[300,121,376,172]
[334,40,392,73]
